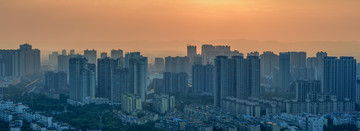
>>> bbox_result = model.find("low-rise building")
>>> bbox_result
[121,94,142,114]
[153,94,175,114]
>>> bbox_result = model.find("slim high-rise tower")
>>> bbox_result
[128,53,147,101]
[187,45,197,64]
[69,57,96,102]
[97,57,120,99]
[214,56,229,107]
[279,52,291,92]
[260,51,279,84]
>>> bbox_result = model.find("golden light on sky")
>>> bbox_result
[0,0,360,60]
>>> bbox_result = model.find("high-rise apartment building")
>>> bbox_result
[247,51,259,57]
[154,57,165,71]
[0,50,21,77]
[165,56,190,74]
[187,45,197,64]
[111,49,123,59]
[322,57,356,101]
[127,52,148,101]
[295,80,321,102]
[192,64,214,93]
[70,49,75,55]
[289,52,307,81]
[69,57,96,102]
[356,63,360,76]
[0,43,40,77]
[260,51,279,84]
[45,71,67,90]
[84,49,97,64]
[356,79,360,106]
[48,51,59,67]
[97,57,120,99]
[62,49,67,55]
[125,52,143,68]
[100,52,107,58]
[214,55,260,107]
[111,68,128,103]
[19,43,41,76]
[163,72,188,93]
[279,52,291,92]
[316,51,327,80]
[57,55,70,73]
[193,55,203,65]
[214,56,229,107]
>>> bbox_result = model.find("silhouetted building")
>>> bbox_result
[187,45,197,65]
[295,80,321,102]
[150,78,163,93]
[356,79,360,106]
[214,56,229,107]
[154,57,165,71]
[153,94,175,114]
[127,52,147,101]
[306,57,318,80]
[0,43,40,77]
[125,52,143,68]
[111,49,123,59]
[192,64,214,93]
[45,71,67,90]
[57,55,70,73]
[193,55,203,65]
[201,44,244,65]
[214,55,260,107]
[0,50,21,77]
[100,52,107,58]
[235,56,261,99]
[48,52,59,67]
[61,49,66,55]
[69,57,96,102]
[315,52,327,80]
[19,43,41,76]
[165,56,190,74]
[289,52,307,81]
[247,51,259,57]
[322,57,356,101]
[357,63,360,76]
[163,72,188,93]
[84,49,97,64]
[70,49,75,55]
[111,68,129,103]
[121,93,142,114]
[260,51,279,84]
[97,57,120,100]
[279,52,291,92]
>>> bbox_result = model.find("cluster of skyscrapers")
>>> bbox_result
[1,43,358,117]
[46,48,148,105]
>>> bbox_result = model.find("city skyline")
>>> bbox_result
[1,0,360,61]
[2,41,360,63]
[0,1,360,130]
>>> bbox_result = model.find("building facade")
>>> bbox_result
[192,64,214,93]
[69,57,96,102]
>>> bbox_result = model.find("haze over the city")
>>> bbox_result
[1,1,360,131]
[1,0,360,61]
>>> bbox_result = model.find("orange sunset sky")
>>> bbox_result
[0,0,359,61]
